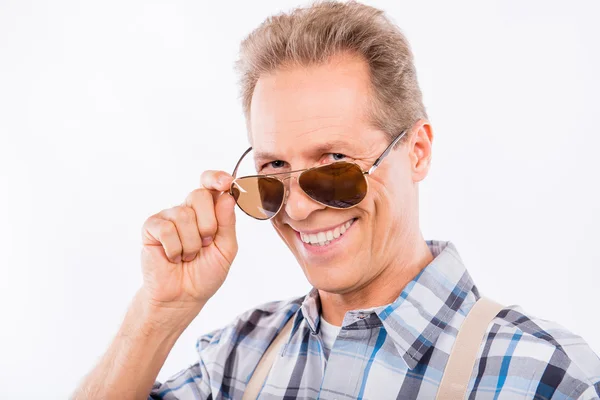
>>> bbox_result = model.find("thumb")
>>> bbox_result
[213,191,237,251]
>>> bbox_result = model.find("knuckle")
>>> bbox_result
[158,220,176,238]
[143,213,161,225]
[200,170,214,180]
[198,218,218,237]
[175,206,195,223]
[188,188,212,204]
[141,215,155,232]
[184,231,202,248]
[166,249,181,261]
[200,170,217,186]
[142,215,163,237]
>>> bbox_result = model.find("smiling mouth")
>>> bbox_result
[298,218,356,246]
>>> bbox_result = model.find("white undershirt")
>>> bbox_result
[319,316,342,356]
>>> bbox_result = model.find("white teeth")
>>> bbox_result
[317,232,327,243]
[299,219,354,247]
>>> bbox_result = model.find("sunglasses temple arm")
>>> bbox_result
[231,146,253,178]
[366,129,407,175]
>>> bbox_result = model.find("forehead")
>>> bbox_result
[249,53,376,159]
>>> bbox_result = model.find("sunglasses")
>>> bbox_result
[229,129,407,220]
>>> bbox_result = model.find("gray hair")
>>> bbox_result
[235,0,428,141]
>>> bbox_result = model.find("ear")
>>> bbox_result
[408,119,433,183]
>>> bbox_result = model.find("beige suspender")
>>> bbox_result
[243,297,503,400]
[242,317,295,400]
[436,297,504,399]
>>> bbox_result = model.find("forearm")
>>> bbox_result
[72,290,204,400]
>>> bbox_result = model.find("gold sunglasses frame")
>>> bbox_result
[229,129,408,220]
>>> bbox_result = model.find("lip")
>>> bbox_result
[294,218,357,255]
[291,218,355,235]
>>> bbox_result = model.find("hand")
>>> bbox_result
[140,171,237,316]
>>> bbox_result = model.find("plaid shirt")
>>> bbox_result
[150,241,600,399]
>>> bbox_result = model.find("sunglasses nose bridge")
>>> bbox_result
[280,175,298,205]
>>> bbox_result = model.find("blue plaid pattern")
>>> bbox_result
[150,241,600,399]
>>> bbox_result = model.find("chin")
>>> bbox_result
[300,260,364,294]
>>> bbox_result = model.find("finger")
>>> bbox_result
[159,206,202,262]
[213,191,237,260]
[185,188,218,247]
[200,170,234,195]
[142,216,183,264]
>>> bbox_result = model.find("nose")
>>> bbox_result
[283,176,326,221]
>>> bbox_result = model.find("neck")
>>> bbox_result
[319,234,433,326]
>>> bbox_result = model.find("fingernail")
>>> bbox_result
[173,255,182,264]
[183,253,196,262]
[202,237,213,246]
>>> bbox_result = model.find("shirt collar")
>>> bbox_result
[298,240,479,369]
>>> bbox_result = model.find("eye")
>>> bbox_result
[266,160,285,169]
[329,153,347,162]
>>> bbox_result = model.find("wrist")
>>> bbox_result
[131,289,206,338]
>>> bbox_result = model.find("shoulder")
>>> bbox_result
[180,296,304,394]
[492,305,600,375]
[478,304,600,398]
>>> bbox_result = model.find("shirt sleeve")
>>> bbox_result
[148,361,212,400]
[148,328,223,400]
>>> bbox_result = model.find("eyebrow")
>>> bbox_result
[253,140,355,164]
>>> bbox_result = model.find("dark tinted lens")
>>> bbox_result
[231,176,285,220]
[298,162,367,208]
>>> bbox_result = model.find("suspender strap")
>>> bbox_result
[436,297,504,400]
[242,316,295,400]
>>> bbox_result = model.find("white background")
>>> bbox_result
[1,0,599,398]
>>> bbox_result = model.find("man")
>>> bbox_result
[73,1,600,399]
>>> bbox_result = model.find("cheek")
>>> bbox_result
[368,176,400,209]
[365,173,411,232]
[271,219,290,243]
[376,163,412,200]
[272,219,302,253]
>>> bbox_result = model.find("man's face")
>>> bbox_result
[249,53,428,295]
